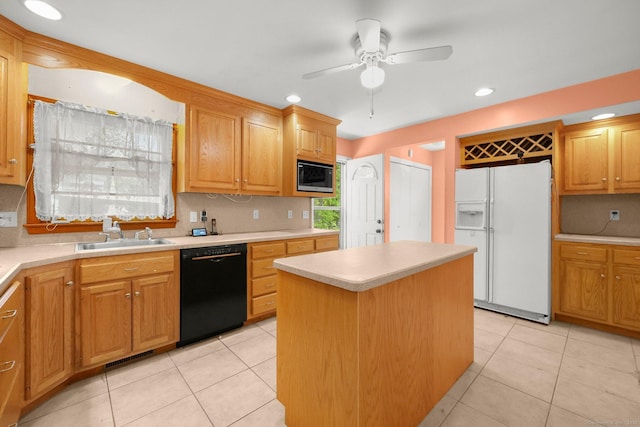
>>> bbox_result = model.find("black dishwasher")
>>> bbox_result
[178,243,247,347]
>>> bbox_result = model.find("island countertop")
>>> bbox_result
[273,240,477,292]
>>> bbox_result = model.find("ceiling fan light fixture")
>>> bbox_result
[23,0,62,20]
[360,65,385,89]
[474,87,494,97]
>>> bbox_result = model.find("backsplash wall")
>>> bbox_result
[561,194,640,237]
[0,184,313,247]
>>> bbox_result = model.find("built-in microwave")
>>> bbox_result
[297,160,334,193]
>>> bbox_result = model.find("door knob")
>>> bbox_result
[376,229,382,233]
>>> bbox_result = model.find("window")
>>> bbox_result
[313,160,345,244]
[25,96,177,234]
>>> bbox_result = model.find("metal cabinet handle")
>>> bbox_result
[1,310,17,319]
[576,252,589,255]
[134,291,140,297]
[265,283,276,288]
[66,280,74,287]
[8,159,17,165]
[123,267,139,272]
[0,360,16,373]
[265,301,275,306]
[125,293,131,299]
[615,275,621,280]
[600,274,605,278]
[601,177,607,182]
[616,177,620,181]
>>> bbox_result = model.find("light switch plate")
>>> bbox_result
[190,211,198,222]
[0,212,18,227]
[287,210,293,219]
[253,209,259,220]
[302,210,309,219]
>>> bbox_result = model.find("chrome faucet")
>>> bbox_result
[134,226,153,240]
[99,221,124,241]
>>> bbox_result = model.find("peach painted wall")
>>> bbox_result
[336,69,640,243]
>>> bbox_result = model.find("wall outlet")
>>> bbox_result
[253,209,259,220]
[610,210,620,221]
[0,212,18,228]
[287,210,293,219]
[190,211,198,222]
[302,210,309,219]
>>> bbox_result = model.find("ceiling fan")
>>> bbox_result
[303,18,453,90]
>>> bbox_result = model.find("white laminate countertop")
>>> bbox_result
[555,234,640,247]
[0,228,338,294]
[273,240,477,292]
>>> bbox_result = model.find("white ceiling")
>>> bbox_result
[2,0,640,139]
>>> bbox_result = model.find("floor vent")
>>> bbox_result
[105,350,154,370]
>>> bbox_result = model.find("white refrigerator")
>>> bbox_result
[454,161,551,323]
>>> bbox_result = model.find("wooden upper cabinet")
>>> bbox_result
[241,117,281,194]
[561,114,640,194]
[187,105,241,192]
[612,121,640,191]
[184,104,282,195]
[563,128,609,192]
[24,262,74,401]
[282,105,341,196]
[0,28,26,186]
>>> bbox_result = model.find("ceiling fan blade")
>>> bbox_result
[385,45,453,64]
[302,61,363,80]
[356,19,381,53]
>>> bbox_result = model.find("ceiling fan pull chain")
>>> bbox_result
[369,87,374,118]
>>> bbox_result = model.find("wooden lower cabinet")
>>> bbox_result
[247,234,339,321]
[556,242,640,334]
[77,252,179,368]
[559,259,607,322]
[24,262,74,401]
[0,281,24,427]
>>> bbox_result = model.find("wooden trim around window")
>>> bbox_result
[24,95,178,234]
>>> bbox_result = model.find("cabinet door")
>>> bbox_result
[189,105,241,192]
[79,281,131,367]
[0,31,24,185]
[132,274,177,352]
[559,259,607,321]
[612,266,640,330]
[563,129,609,192]
[242,118,281,194]
[316,131,336,163]
[612,122,640,191]
[296,124,319,159]
[25,264,74,399]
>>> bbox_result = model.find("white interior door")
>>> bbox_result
[345,154,384,248]
[389,157,431,242]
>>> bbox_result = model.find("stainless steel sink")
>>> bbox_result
[75,238,174,251]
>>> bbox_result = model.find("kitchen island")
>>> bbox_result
[273,240,477,427]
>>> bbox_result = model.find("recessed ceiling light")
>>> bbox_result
[474,87,494,97]
[591,113,615,120]
[24,0,62,20]
[286,94,301,103]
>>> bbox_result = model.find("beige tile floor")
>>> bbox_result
[19,309,640,427]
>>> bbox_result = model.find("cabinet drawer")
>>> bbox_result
[559,245,607,262]
[252,293,277,316]
[0,282,22,416]
[613,249,640,266]
[315,235,339,252]
[252,276,278,297]
[78,251,175,284]
[252,258,278,278]
[287,239,314,255]
[251,242,285,259]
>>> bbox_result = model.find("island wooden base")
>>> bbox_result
[276,255,474,427]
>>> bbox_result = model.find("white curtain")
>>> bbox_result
[33,100,175,221]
